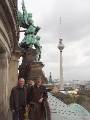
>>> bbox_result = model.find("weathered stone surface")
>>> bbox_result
[0,0,19,119]
[19,48,47,83]
[26,62,44,82]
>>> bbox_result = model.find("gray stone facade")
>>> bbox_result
[0,0,19,119]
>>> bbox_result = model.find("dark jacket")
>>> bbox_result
[26,85,32,105]
[27,84,48,104]
[27,84,51,120]
[10,86,27,111]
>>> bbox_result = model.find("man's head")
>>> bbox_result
[18,78,25,88]
[35,77,42,86]
[28,80,34,86]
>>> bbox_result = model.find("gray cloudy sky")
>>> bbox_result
[18,0,90,82]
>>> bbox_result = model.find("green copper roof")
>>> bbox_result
[48,93,90,120]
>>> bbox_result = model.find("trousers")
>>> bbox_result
[12,108,25,120]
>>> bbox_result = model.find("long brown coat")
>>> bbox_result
[10,86,27,111]
[27,85,50,120]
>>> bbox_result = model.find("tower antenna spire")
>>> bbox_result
[60,16,62,39]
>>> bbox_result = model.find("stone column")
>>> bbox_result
[0,52,9,119]
[8,52,20,99]
[6,52,20,120]
[9,55,18,87]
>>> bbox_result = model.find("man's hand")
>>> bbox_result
[25,105,29,112]
[38,98,43,103]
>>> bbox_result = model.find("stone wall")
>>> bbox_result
[0,0,19,119]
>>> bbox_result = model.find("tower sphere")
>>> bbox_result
[58,38,64,51]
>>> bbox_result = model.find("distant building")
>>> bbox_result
[78,81,90,91]
[79,85,85,91]
[64,83,73,90]
[63,80,80,90]
[48,72,53,83]
[85,82,90,90]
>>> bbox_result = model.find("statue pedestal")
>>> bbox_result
[18,47,36,80]
[26,62,47,83]
[19,48,47,83]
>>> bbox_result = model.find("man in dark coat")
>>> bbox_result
[27,77,50,120]
[10,78,27,120]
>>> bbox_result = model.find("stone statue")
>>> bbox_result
[18,0,41,61]
[18,0,29,28]
[34,36,42,61]
[18,0,40,48]
[21,23,36,48]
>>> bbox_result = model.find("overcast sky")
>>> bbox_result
[18,0,90,82]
